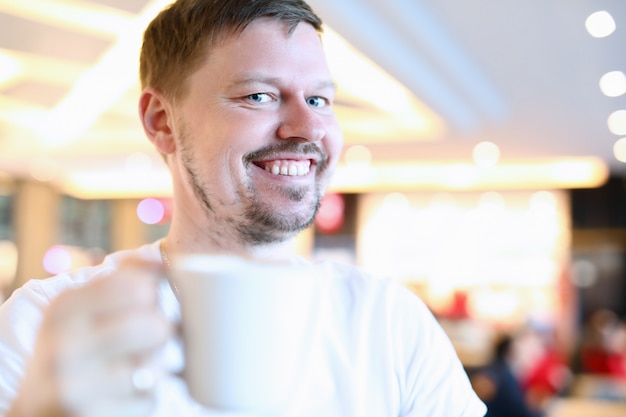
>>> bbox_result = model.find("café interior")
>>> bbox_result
[1,0,626,415]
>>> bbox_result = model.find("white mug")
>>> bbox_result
[169,254,322,414]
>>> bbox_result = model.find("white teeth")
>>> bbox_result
[263,160,311,176]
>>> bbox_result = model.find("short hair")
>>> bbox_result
[139,0,324,100]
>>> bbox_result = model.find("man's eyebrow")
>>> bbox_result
[226,75,337,91]
[316,79,337,91]
[226,75,280,89]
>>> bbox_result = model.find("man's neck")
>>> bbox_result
[164,222,299,263]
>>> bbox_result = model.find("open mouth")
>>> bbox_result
[255,159,312,176]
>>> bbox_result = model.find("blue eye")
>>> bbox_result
[247,93,272,103]
[306,96,327,108]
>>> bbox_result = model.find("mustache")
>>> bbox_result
[244,142,328,168]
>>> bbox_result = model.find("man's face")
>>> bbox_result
[170,18,343,245]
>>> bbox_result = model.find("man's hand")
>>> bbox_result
[8,259,172,417]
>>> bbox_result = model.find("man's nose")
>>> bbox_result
[276,99,325,143]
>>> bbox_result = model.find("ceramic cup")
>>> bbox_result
[169,254,321,414]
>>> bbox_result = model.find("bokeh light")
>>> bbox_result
[43,245,72,275]
[137,198,165,224]
[472,141,500,168]
[608,110,626,135]
[585,11,616,38]
[599,71,626,97]
[315,193,345,234]
[614,138,626,163]
[29,156,59,182]
[344,145,372,166]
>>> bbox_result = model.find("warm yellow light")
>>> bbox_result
[322,27,411,114]
[49,156,609,199]
[330,157,608,192]
[600,71,626,97]
[35,0,175,149]
[549,160,600,183]
[0,96,48,130]
[0,53,22,86]
[62,169,173,199]
[440,165,480,188]
[322,26,445,143]
[0,0,133,38]
[585,10,616,38]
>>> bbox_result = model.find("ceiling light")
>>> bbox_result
[613,137,626,162]
[608,110,626,135]
[585,11,616,38]
[599,71,626,97]
[322,27,411,114]
[322,26,444,140]
[0,0,132,38]
[0,53,22,86]
[330,158,608,192]
[35,0,175,149]
[472,141,500,168]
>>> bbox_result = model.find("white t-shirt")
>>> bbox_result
[0,241,486,417]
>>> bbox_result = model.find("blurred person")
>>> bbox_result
[580,309,626,379]
[0,1,486,416]
[471,333,543,417]
[518,327,572,411]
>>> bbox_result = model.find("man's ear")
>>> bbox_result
[139,87,176,154]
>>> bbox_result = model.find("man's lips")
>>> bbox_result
[245,142,327,177]
[255,159,312,176]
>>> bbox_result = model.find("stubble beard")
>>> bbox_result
[178,128,326,246]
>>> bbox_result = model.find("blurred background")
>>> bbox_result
[1,0,626,415]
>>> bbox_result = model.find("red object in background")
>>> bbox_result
[521,349,571,396]
[315,193,345,234]
[442,291,470,320]
[581,347,626,379]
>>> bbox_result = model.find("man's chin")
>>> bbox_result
[240,205,317,245]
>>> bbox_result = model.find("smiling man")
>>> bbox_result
[0,1,485,416]
[141,14,342,250]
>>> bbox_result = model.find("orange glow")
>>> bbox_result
[357,190,570,327]
[331,157,608,192]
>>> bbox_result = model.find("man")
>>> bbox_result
[0,0,486,416]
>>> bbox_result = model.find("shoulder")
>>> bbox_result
[0,240,163,368]
[312,260,440,348]
[318,260,432,317]
[6,240,162,309]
